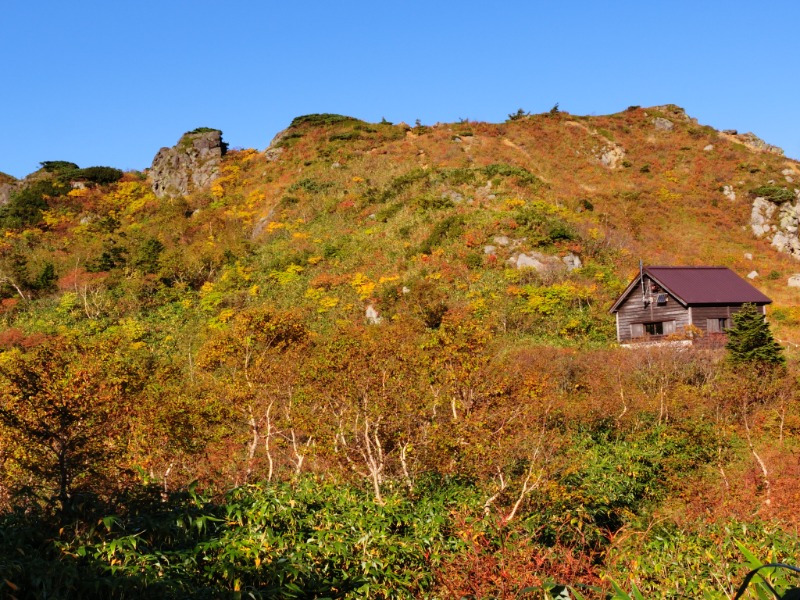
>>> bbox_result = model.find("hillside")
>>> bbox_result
[0,106,798,598]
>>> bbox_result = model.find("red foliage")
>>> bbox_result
[57,268,107,291]
[0,327,46,350]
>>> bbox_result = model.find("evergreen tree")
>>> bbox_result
[725,303,785,365]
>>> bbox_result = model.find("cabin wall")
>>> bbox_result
[614,295,691,342]
[690,304,766,334]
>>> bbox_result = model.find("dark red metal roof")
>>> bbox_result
[645,266,771,305]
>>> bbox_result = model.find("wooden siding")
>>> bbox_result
[615,294,690,342]
[689,304,765,334]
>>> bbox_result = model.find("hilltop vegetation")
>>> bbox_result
[0,109,799,598]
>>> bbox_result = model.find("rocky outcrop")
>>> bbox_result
[720,130,784,156]
[0,182,17,206]
[751,191,800,258]
[149,129,227,198]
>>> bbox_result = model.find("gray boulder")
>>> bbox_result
[562,253,582,271]
[365,305,382,325]
[150,129,227,198]
[653,117,674,131]
[509,251,563,272]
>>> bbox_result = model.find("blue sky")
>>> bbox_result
[2,1,799,178]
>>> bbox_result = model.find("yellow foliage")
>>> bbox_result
[378,275,399,284]
[350,273,375,300]
[67,188,89,198]
[292,232,310,240]
[657,187,682,202]
[210,183,225,199]
[106,181,156,214]
[266,222,286,233]
[522,282,592,315]
[270,264,304,285]
[306,287,340,312]
[504,197,526,209]
[40,211,63,228]
[217,308,236,323]
[307,256,323,265]
[247,190,266,204]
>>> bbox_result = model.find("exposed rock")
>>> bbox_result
[753,194,800,259]
[747,271,758,279]
[483,245,497,255]
[744,253,753,260]
[722,185,736,202]
[703,144,714,152]
[493,235,510,246]
[442,190,463,204]
[650,105,696,123]
[0,183,17,206]
[734,132,783,156]
[653,117,674,131]
[722,129,738,135]
[751,197,776,237]
[599,144,626,169]
[264,147,284,162]
[788,274,800,288]
[509,251,564,272]
[150,129,227,198]
[365,305,382,325]
[562,253,582,271]
[782,168,794,183]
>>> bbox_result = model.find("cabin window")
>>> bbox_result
[706,318,729,333]
[631,320,676,338]
[644,322,663,336]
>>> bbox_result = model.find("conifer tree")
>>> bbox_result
[725,303,785,365]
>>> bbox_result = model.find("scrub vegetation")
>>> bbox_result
[0,107,799,598]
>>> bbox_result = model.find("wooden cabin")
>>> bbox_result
[609,266,772,343]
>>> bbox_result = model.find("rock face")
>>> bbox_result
[0,183,17,206]
[751,192,800,259]
[150,129,227,198]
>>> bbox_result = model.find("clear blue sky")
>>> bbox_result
[2,1,799,178]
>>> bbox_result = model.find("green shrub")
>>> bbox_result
[287,178,332,194]
[75,166,124,185]
[418,215,465,254]
[0,180,69,229]
[328,131,361,142]
[187,127,221,135]
[289,114,362,128]
[414,194,454,211]
[39,160,79,174]
[751,185,794,203]
[133,238,165,274]
[375,202,403,222]
[481,163,544,189]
